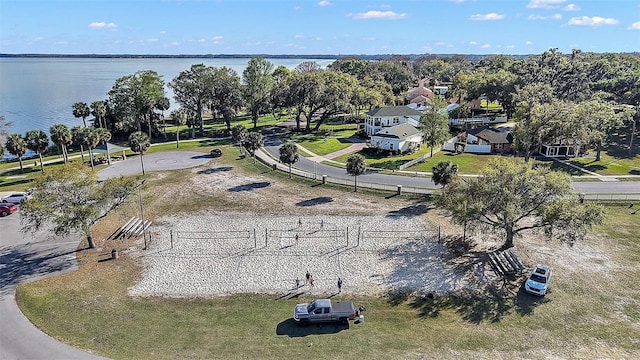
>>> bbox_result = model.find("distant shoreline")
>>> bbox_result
[2,52,637,61]
[0,53,522,61]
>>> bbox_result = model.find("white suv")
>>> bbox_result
[1,192,29,204]
[525,264,551,296]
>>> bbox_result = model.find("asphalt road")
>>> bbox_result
[262,133,640,195]
[0,214,109,360]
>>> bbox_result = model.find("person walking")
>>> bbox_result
[305,271,311,285]
[298,217,302,228]
[295,234,299,246]
[337,277,343,293]
[309,275,314,287]
[296,278,300,289]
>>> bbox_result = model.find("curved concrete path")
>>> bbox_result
[1,150,209,360]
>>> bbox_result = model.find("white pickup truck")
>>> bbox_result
[293,299,357,325]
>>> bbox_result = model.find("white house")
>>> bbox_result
[369,123,423,153]
[364,106,422,136]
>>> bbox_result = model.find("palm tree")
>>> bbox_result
[128,131,151,175]
[279,142,299,179]
[171,110,187,149]
[156,97,170,138]
[71,126,86,162]
[90,101,107,128]
[244,131,263,164]
[25,130,49,173]
[5,133,28,172]
[231,125,248,155]
[81,128,101,170]
[431,160,459,190]
[72,102,91,127]
[95,127,112,164]
[49,124,72,164]
[346,154,366,192]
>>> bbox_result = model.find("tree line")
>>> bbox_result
[2,48,638,173]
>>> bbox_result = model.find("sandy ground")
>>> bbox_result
[126,160,615,298]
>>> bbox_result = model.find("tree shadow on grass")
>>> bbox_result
[386,203,432,218]
[296,197,334,207]
[398,280,549,324]
[197,166,233,174]
[228,181,271,192]
[275,318,349,337]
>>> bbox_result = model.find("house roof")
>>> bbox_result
[372,124,421,140]
[366,106,422,118]
[406,78,434,101]
[467,126,513,144]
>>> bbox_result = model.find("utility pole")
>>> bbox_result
[139,179,147,250]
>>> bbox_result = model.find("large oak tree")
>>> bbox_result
[439,158,603,250]
[20,163,138,249]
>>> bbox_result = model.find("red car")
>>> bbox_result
[0,202,18,217]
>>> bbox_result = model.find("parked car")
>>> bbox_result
[210,149,222,157]
[525,264,552,296]
[1,192,29,204]
[0,203,18,217]
[293,299,357,326]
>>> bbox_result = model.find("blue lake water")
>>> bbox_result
[0,57,334,137]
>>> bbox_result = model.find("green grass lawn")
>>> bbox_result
[293,137,353,156]
[332,147,433,170]
[567,153,640,175]
[16,202,640,359]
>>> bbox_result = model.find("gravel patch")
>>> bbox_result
[129,213,480,298]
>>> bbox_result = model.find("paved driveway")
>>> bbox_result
[98,151,210,180]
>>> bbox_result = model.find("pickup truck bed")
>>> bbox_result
[293,299,357,325]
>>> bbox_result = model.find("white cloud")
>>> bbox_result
[469,13,504,21]
[294,34,305,39]
[526,40,534,45]
[469,41,477,45]
[449,0,474,3]
[350,11,408,20]
[563,4,580,11]
[170,42,180,46]
[629,22,640,30]
[481,43,491,49]
[568,16,619,26]
[211,36,223,41]
[88,22,117,29]
[197,38,206,43]
[528,13,562,20]
[435,41,446,46]
[148,38,159,42]
[527,0,566,9]
[317,1,331,6]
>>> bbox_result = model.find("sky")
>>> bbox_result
[1,0,639,55]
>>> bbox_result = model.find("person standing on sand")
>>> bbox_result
[337,277,342,293]
[305,271,311,285]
